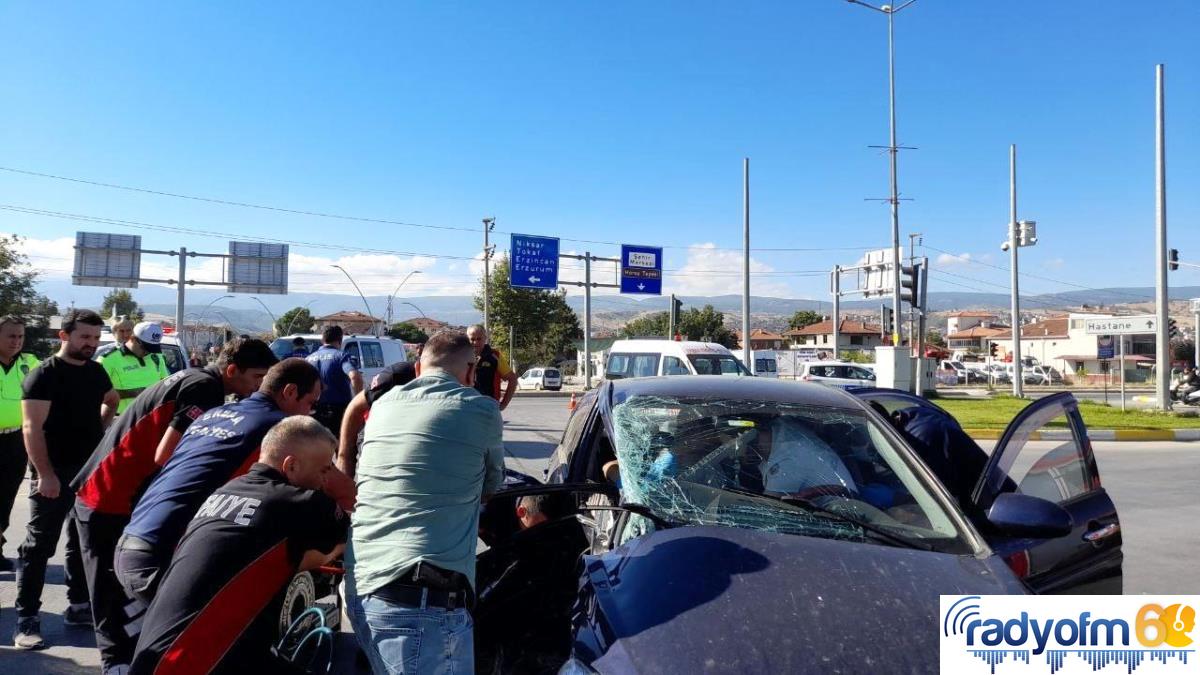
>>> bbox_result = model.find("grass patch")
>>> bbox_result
[932,397,1200,431]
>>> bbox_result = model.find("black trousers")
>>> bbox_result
[312,403,348,439]
[0,430,28,552]
[16,481,89,617]
[77,501,143,669]
[114,535,168,606]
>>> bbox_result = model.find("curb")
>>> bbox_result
[963,428,1200,442]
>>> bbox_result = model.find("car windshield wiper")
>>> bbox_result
[714,484,934,552]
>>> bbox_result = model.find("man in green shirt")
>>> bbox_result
[346,330,505,675]
[100,321,169,414]
[0,315,40,572]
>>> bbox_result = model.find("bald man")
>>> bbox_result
[130,417,354,674]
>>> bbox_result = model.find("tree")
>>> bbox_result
[1173,340,1195,365]
[387,321,429,343]
[925,329,946,348]
[677,305,737,348]
[101,289,143,320]
[620,312,670,339]
[275,306,316,336]
[474,256,583,371]
[0,235,60,357]
[787,310,823,331]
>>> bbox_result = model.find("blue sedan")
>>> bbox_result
[472,378,1122,673]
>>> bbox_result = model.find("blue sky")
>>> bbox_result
[1,1,1198,312]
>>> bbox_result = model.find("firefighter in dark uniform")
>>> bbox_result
[0,315,39,572]
[113,359,322,604]
[130,416,353,674]
[71,338,278,673]
[466,325,517,411]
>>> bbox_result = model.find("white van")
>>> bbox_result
[97,332,189,374]
[270,334,410,384]
[604,339,751,379]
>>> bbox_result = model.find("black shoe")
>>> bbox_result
[13,617,45,650]
[0,555,13,573]
[64,603,94,627]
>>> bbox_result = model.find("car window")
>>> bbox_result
[610,395,971,554]
[544,368,560,378]
[847,366,874,380]
[1001,413,1096,505]
[550,394,597,482]
[161,345,186,374]
[342,341,363,370]
[688,354,748,376]
[606,353,659,379]
[661,356,689,376]
[358,341,385,369]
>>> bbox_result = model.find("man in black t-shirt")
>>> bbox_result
[15,309,119,650]
[130,415,353,674]
[336,358,418,478]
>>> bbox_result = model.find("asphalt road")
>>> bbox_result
[2,394,1196,671]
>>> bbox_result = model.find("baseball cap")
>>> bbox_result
[133,321,164,353]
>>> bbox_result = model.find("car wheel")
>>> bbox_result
[277,571,318,643]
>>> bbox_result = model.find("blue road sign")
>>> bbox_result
[1097,335,1115,360]
[621,244,663,295]
[510,233,559,290]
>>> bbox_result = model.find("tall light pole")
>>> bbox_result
[282,299,319,337]
[1154,64,1170,411]
[331,264,379,336]
[482,217,496,331]
[196,295,233,333]
[846,0,919,346]
[400,302,427,319]
[742,157,752,368]
[249,297,278,335]
[386,270,423,329]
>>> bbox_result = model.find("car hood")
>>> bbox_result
[583,525,1024,674]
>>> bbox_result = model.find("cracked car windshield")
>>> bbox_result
[612,395,972,554]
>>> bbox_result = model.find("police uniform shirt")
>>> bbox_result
[124,392,287,555]
[21,356,113,482]
[0,352,39,431]
[306,345,356,406]
[130,464,348,675]
[102,345,170,413]
[72,366,227,515]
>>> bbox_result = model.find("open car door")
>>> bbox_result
[972,392,1122,594]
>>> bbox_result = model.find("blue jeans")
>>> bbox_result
[346,574,474,675]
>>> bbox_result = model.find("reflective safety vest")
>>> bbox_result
[101,347,169,413]
[0,353,40,430]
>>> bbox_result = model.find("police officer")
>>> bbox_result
[114,359,322,603]
[289,336,309,358]
[101,321,170,414]
[0,315,39,572]
[467,324,518,411]
[306,325,362,437]
[72,338,278,674]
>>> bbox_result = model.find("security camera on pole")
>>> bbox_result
[1000,144,1038,398]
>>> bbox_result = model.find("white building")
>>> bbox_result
[986,313,1155,382]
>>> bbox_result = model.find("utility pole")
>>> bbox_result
[482,217,495,332]
[831,266,841,358]
[742,158,752,367]
[1155,64,1170,411]
[1009,145,1023,398]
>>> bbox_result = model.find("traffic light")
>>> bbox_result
[880,305,894,340]
[1169,317,1179,339]
[990,343,998,358]
[1169,248,1180,272]
[900,263,921,306]
[670,294,683,327]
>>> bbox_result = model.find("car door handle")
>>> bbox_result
[1083,523,1120,542]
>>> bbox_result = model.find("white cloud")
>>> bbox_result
[666,243,791,297]
[935,252,973,267]
[1043,257,1065,270]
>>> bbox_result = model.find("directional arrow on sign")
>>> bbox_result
[638,283,645,291]
[1146,320,1154,329]
[529,276,541,284]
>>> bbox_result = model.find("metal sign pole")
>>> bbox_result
[1155,64,1170,411]
[831,267,841,358]
[1120,336,1127,412]
[176,247,186,343]
[1010,144,1024,398]
[584,252,592,391]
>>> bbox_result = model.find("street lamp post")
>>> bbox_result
[400,302,427,319]
[386,271,423,329]
[331,264,380,336]
[846,0,919,346]
[282,300,319,337]
[196,295,234,335]
[249,297,278,336]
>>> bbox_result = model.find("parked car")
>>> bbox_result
[518,366,562,391]
[478,379,1120,673]
[604,339,750,379]
[984,363,1012,384]
[797,361,877,388]
[269,334,410,384]
[939,360,986,384]
[1023,365,1064,386]
[96,333,188,374]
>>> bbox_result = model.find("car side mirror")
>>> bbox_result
[986,492,1072,538]
[868,374,876,380]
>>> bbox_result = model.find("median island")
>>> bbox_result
[933,397,1200,431]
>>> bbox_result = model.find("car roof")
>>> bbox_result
[609,339,734,354]
[608,376,863,410]
[802,361,868,368]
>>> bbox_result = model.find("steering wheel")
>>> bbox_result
[790,484,856,501]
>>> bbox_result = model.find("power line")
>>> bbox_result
[0,165,880,253]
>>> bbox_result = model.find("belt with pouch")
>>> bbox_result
[373,562,474,611]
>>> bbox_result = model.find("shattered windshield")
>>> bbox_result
[612,395,972,554]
